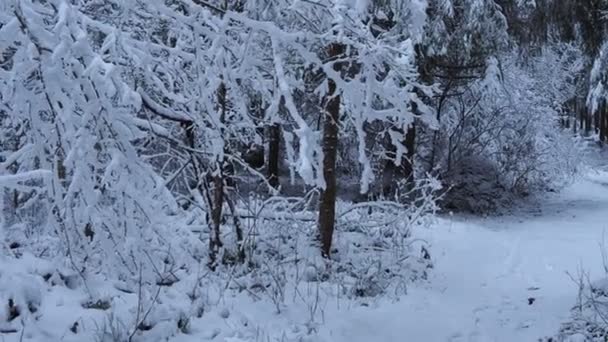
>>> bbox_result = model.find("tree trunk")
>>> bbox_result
[604,105,608,143]
[318,79,340,258]
[585,109,592,136]
[225,193,245,262]
[601,101,607,145]
[595,110,600,135]
[318,43,343,258]
[402,123,416,186]
[579,100,584,133]
[208,171,224,268]
[267,123,281,189]
[208,82,228,269]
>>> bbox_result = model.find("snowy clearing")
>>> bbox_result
[323,170,608,342]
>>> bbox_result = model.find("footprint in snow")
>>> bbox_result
[517,320,534,330]
[448,332,464,342]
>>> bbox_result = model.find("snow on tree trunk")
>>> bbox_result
[318,76,341,258]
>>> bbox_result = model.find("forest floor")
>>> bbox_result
[4,167,608,342]
[174,166,608,342]
[318,168,608,342]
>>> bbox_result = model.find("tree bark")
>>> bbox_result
[585,109,592,136]
[318,78,340,258]
[579,99,584,133]
[267,123,281,189]
[208,82,228,269]
[601,101,607,145]
[595,110,600,135]
[318,43,344,258]
[402,123,416,186]
[208,171,224,268]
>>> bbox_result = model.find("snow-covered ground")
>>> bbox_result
[320,169,608,342]
[190,168,608,342]
[3,170,608,342]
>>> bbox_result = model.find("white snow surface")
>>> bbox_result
[311,170,608,342]
[4,169,608,341]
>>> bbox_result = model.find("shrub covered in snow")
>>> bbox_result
[424,46,584,213]
[551,275,608,342]
[0,179,438,341]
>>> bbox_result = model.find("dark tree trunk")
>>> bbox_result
[402,123,416,185]
[585,109,592,135]
[579,99,584,133]
[601,101,607,145]
[595,110,600,135]
[208,172,224,268]
[208,82,228,269]
[572,100,578,134]
[604,105,608,143]
[267,123,281,189]
[225,194,245,262]
[318,43,344,258]
[318,78,340,258]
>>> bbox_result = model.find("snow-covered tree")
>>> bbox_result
[85,0,438,258]
[0,0,184,291]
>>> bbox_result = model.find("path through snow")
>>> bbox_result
[324,170,608,342]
